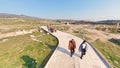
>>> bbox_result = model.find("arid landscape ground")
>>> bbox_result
[0,18,59,68]
[0,16,120,68]
[64,24,120,68]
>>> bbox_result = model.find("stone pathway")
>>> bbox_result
[41,26,110,68]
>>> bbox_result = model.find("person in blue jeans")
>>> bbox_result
[78,40,87,59]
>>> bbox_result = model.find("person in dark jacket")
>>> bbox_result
[68,39,76,57]
[78,40,87,59]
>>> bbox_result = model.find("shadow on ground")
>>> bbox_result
[57,46,80,57]
[21,55,37,68]
[108,38,120,46]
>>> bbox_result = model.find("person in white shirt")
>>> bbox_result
[78,40,87,59]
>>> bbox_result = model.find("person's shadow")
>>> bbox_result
[57,46,80,57]
[21,55,37,68]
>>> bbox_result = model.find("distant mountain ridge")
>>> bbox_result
[97,20,120,24]
[57,19,120,24]
[0,13,40,19]
[0,13,120,24]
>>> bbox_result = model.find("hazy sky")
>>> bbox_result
[0,0,120,21]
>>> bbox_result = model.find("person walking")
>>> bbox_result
[68,39,76,57]
[78,40,87,59]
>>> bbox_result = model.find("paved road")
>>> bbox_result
[42,26,109,68]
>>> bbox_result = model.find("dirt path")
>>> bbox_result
[0,29,36,39]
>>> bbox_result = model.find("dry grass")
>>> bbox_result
[64,24,120,68]
[0,18,59,68]
[0,31,58,68]
[92,40,120,68]
[0,18,60,33]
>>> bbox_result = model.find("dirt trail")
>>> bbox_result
[0,29,36,39]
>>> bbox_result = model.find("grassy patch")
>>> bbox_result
[92,40,120,68]
[0,32,58,68]
[95,26,118,34]
[74,33,91,40]
[110,28,117,34]
[73,30,79,33]
[56,25,70,31]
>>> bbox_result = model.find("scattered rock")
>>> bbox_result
[2,39,8,43]
[31,38,39,42]
[40,30,43,32]
[30,35,40,42]
[47,33,49,35]
[39,41,42,42]
[30,35,35,38]
[114,60,118,64]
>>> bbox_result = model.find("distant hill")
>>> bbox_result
[0,13,40,19]
[56,19,120,24]
[0,13,119,24]
[96,20,120,24]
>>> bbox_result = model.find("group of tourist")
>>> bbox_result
[47,26,57,33]
[68,39,87,59]
[46,26,87,59]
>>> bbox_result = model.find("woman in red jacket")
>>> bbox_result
[68,39,76,57]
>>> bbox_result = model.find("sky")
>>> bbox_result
[0,0,120,21]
